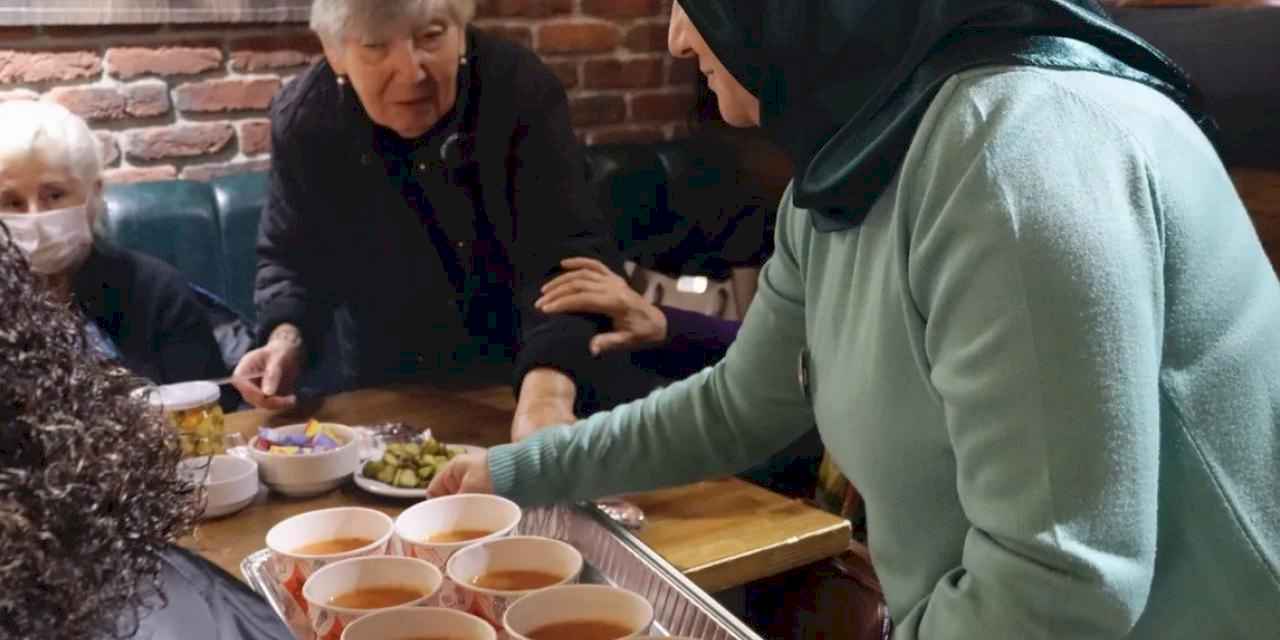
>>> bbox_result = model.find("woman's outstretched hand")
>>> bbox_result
[426,452,495,497]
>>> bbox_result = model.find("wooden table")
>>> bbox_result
[183,384,850,593]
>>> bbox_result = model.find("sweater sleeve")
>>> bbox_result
[488,188,814,505]
[892,76,1164,639]
[504,65,638,408]
[629,305,742,379]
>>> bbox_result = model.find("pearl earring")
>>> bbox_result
[336,75,348,86]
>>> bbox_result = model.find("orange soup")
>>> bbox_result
[470,570,565,591]
[426,529,494,544]
[527,620,634,640]
[328,585,425,609]
[294,537,374,555]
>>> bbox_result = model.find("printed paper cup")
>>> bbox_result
[303,555,443,640]
[266,507,395,614]
[341,607,496,640]
[503,585,653,640]
[446,536,582,631]
[395,495,521,609]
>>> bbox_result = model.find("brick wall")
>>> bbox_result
[0,0,696,184]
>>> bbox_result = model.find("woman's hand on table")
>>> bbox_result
[232,324,305,411]
[536,258,668,355]
[427,452,495,497]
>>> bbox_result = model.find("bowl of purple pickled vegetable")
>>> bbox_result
[248,419,364,497]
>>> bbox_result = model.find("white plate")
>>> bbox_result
[353,444,485,499]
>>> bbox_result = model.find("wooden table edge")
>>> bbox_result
[683,520,853,593]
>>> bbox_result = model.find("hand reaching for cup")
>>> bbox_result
[535,258,668,355]
[426,452,495,497]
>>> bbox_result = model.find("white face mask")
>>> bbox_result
[0,205,93,275]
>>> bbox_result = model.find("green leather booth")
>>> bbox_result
[101,173,267,324]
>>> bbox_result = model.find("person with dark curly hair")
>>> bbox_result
[0,225,290,639]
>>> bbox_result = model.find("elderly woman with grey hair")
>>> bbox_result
[0,100,225,385]
[234,0,655,439]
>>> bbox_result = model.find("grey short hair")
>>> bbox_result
[310,0,476,44]
[0,100,102,191]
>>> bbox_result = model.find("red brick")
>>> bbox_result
[482,25,534,50]
[668,57,699,84]
[0,89,38,103]
[45,25,162,39]
[583,0,666,19]
[584,57,665,90]
[125,83,171,118]
[175,78,281,114]
[125,124,235,162]
[630,90,696,122]
[239,120,272,156]
[0,50,102,84]
[476,0,573,19]
[569,95,627,127]
[106,46,223,80]
[44,87,127,122]
[625,22,669,52]
[547,60,580,89]
[537,22,622,55]
[585,125,666,145]
[229,34,322,72]
[180,159,271,182]
[95,132,120,167]
[104,165,178,184]
[0,28,39,42]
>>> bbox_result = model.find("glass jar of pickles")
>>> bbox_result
[141,381,225,458]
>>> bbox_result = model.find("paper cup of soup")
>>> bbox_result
[503,585,653,640]
[341,607,497,640]
[303,555,443,640]
[395,495,522,609]
[446,536,583,629]
[266,507,395,615]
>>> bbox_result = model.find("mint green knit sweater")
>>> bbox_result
[490,67,1280,639]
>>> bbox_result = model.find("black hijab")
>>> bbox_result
[678,0,1207,231]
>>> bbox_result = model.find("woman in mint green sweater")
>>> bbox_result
[431,1,1280,637]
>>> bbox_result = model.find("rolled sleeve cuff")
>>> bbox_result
[488,435,568,507]
[255,297,310,346]
[512,315,602,391]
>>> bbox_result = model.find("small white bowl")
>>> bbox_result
[248,422,363,497]
[341,607,496,640]
[303,555,443,638]
[180,454,259,519]
[503,585,654,640]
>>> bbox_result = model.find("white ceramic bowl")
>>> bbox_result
[340,607,496,640]
[180,454,258,519]
[503,585,654,640]
[303,555,443,638]
[447,536,583,627]
[249,422,363,497]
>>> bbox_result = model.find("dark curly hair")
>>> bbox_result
[0,222,200,639]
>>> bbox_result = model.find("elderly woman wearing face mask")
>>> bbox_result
[0,100,226,386]
[432,0,1280,637]
[233,0,656,439]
